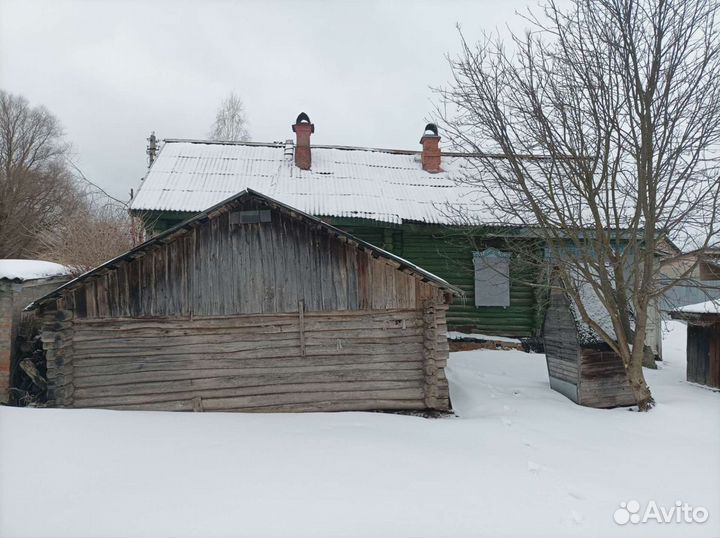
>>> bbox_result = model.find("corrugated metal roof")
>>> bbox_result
[130,140,490,225]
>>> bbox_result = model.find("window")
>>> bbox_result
[473,248,511,307]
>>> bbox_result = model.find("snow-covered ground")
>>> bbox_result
[0,321,718,538]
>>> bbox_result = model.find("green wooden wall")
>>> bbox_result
[136,211,543,337]
[329,219,541,337]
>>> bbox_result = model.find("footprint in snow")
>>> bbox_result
[568,510,584,526]
[527,460,542,473]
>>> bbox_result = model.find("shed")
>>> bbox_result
[670,299,720,389]
[542,276,636,408]
[0,260,72,402]
[27,190,459,412]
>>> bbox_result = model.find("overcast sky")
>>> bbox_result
[1,0,531,200]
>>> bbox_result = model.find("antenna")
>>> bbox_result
[146,131,158,167]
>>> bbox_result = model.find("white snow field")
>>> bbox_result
[0,321,718,538]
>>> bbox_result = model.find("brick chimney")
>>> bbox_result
[420,123,441,173]
[292,112,314,170]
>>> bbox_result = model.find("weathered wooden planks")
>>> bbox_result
[73,384,426,409]
[65,204,444,321]
[577,349,635,407]
[92,396,429,413]
[56,308,450,412]
[37,196,453,413]
[687,323,720,388]
[543,285,635,408]
[42,306,75,407]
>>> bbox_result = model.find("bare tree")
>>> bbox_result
[208,92,250,142]
[437,0,720,409]
[33,166,144,274]
[33,192,139,274]
[0,90,85,257]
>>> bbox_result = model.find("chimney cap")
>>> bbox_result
[292,112,315,133]
[420,123,440,144]
[423,123,439,136]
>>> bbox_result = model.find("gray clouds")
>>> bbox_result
[0,0,529,200]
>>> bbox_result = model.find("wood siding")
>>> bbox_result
[543,286,635,408]
[543,289,580,391]
[687,322,720,389]
[38,196,451,413]
[337,224,541,337]
[577,349,635,407]
[148,212,542,337]
[65,208,439,320]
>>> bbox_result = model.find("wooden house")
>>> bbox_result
[542,276,636,408]
[130,115,543,338]
[659,247,720,316]
[671,299,720,389]
[26,190,459,413]
[0,260,71,403]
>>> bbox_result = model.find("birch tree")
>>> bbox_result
[208,92,250,142]
[437,0,720,410]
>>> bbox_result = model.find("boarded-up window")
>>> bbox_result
[230,210,272,225]
[473,249,511,307]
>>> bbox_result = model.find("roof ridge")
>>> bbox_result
[163,138,286,147]
[162,138,560,160]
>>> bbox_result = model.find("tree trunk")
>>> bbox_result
[627,349,655,411]
[642,345,657,369]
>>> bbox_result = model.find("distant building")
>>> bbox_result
[659,248,720,315]
[671,299,720,389]
[0,260,71,402]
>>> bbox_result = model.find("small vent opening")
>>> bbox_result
[230,210,272,225]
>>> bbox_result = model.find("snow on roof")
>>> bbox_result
[675,298,720,315]
[129,140,491,225]
[569,280,620,345]
[447,331,522,344]
[0,259,71,282]
[551,270,624,346]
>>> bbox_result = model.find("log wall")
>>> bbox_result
[41,307,449,411]
[42,306,75,407]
